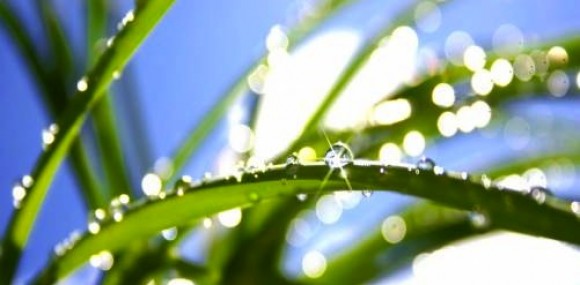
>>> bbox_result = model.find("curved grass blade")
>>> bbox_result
[0,1,105,209]
[167,0,358,185]
[33,160,580,283]
[0,1,176,283]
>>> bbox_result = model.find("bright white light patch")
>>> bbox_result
[471,69,493,96]
[379,143,403,163]
[410,232,580,285]
[432,83,455,107]
[229,124,254,153]
[403,131,425,157]
[302,250,327,278]
[141,173,162,197]
[437,112,458,137]
[218,208,242,228]
[490,58,514,87]
[372,99,412,125]
[463,45,486,71]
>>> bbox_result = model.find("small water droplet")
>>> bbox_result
[41,123,59,150]
[324,142,354,169]
[460,172,469,180]
[433,166,445,175]
[296,193,308,201]
[77,76,88,92]
[380,167,386,174]
[109,196,129,222]
[469,211,490,229]
[12,182,27,209]
[161,227,178,241]
[106,37,115,47]
[90,251,114,271]
[528,186,552,204]
[285,152,301,176]
[174,175,192,195]
[21,175,34,188]
[416,157,436,171]
[112,70,122,80]
[362,190,373,198]
[571,201,580,217]
[117,10,135,30]
[480,174,492,189]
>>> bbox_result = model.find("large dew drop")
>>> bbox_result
[324,142,354,169]
[469,211,490,229]
[416,156,436,171]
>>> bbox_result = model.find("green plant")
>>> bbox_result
[1,0,580,284]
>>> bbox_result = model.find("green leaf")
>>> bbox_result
[33,161,580,283]
[0,1,176,283]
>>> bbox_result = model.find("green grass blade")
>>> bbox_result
[281,0,437,159]
[35,0,73,79]
[32,161,580,283]
[167,0,358,185]
[0,2,105,209]
[86,0,134,199]
[0,1,176,283]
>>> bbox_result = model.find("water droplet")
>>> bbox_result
[469,211,490,229]
[141,173,163,197]
[21,175,34,188]
[112,70,122,80]
[42,123,59,150]
[571,201,580,217]
[480,174,492,189]
[416,157,436,171]
[433,166,445,175]
[109,196,129,222]
[296,193,308,201]
[90,251,114,271]
[380,167,386,174]
[77,76,88,92]
[161,227,178,241]
[362,190,373,198]
[12,183,27,209]
[106,37,115,47]
[324,142,354,169]
[528,186,552,204]
[174,175,192,195]
[117,10,135,30]
[460,172,469,180]
[286,153,301,176]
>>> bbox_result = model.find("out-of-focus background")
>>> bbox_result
[1,0,580,283]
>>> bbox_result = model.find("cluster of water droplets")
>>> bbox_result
[53,230,82,257]
[87,194,132,235]
[41,123,59,150]
[12,175,33,209]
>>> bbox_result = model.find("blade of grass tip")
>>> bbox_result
[166,0,359,186]
[87,0,135,200]
[33,162,580,283]
[0,2,105,209]
[35,0,73,79]
[0,1,176,283]
[281,0,439,161]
